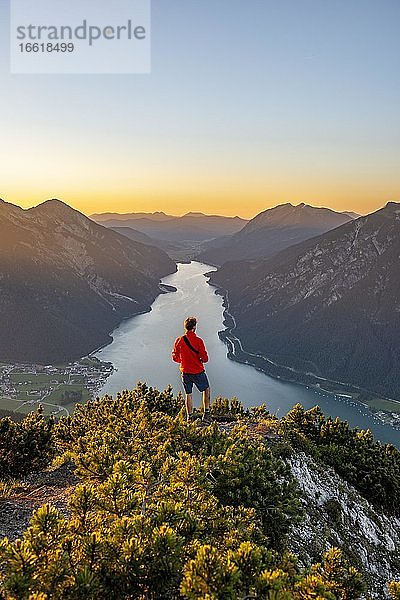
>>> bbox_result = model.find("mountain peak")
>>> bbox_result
[246,202,350,231]
[33,198,71,210]
[0,198,19,207]
[0,198,25,216]
[29,199,87,220]
[385,201,400,211]
[199,202,354,265]
[209,199,400,402]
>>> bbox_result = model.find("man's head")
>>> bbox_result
[184,316,197,332]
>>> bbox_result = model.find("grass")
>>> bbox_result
[0,397,22,412]
[14,402,42,415]
[366,398,400,414]
[47,384,91,404]
[42,404,70,417]
[15,392,41,402]
[1,361,108,421]
[11,401,69,417]
[9,372,89,403]
[1,383,89,418]
[16,383,48,393]
[0,397,56,417]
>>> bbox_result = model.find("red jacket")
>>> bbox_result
[172,330,209,374]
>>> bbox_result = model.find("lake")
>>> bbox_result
[95,261,400,446]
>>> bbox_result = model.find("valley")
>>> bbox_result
[0,358,113,418]
[1,199,399,436]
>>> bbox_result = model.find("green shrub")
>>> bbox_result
[0,387,369,598]
[0,408,54,478]
[210,396,244,418]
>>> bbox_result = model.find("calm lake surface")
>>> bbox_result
[96,261,400,447]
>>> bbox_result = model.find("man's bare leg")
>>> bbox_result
[202,387,211,414]
[185,393,193,419]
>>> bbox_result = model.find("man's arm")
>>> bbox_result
[172,338,181,363]
[198,338,209,364]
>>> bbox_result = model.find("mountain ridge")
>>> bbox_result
[209,201,400,399]
[198,202,356,265]
[91,212,248,243]
[0,198,176,363]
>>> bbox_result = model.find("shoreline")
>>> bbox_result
[87,276,179,391]
[88,307,153,358]
[206,277,400,431]
[89,280,178,358]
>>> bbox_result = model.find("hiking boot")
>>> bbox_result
[202,410,212,424]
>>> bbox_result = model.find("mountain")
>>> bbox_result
[91,211,175,223]
[343,211,361,220]
[209,202,400,400]
[110,225,156,245]
[109,226,202,263]
[110,226,180,254]
[91,212,248,242]
[198,203,356,266]
[0,199,176,363]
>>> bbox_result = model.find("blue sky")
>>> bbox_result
[0,0,399,216]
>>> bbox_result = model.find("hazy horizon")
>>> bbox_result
[1,194,395,220]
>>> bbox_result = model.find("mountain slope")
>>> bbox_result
[110,226,181,254]
[209,202,400,399]
[92,212,248,242]
[0,199,176,363]
[199,203,355,265]
[288,451,400,597]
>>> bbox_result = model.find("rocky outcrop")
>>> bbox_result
[289,452,400,598]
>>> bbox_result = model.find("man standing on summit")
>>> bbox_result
[172,316,211,422]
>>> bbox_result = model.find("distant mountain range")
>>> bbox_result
[91,211,248,243]
[209,202,400,400]
[198,203,357,265]
[110,226,180,254]
[0,199,176,363]
[92,211,175,223]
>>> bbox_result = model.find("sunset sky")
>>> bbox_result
[0,0,399,219]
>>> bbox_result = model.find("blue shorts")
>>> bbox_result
[181,371,209,394]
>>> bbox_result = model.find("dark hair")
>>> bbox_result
[184,316,197,331]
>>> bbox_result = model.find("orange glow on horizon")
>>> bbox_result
[2,127,398,219]
[1,186,397,220]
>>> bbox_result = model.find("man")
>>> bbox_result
[172,316,211,422]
